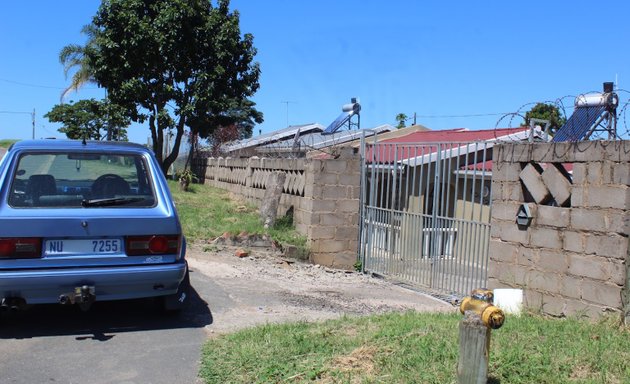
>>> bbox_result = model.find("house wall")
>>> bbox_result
[454,177,492,223]
[388,163,492,261]
[490,141,629,323]
[203,148,361,269]
[362,164,486,272]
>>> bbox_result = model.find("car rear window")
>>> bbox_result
[8,152,156,208]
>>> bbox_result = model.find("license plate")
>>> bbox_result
[44,239,123,256]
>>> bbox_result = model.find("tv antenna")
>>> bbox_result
[281,101,297,128]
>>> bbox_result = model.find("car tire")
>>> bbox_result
[162,266,190,313]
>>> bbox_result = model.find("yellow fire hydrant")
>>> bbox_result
[459,288,505,329]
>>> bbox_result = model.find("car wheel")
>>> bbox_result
[162,267,190,313]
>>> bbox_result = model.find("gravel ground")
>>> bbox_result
[187,242,455,335]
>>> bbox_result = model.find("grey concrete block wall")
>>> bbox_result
[490,141,630,323]
[202,148,361,270]
[304,148,361,269]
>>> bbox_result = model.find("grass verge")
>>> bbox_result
[199,312,630,383]
[0,139,18,148]
[169,181,306,249]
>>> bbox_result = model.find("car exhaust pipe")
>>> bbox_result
[1,297,27,311]
[59,285,96,311]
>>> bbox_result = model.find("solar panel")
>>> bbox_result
[323,110,354,134]
[552,105,606,142]
[222,123,323,152]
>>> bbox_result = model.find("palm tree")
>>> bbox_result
[59,24,98,101]
[395,113,408,129]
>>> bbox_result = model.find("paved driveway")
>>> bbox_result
[0,245,452,383]
[0,268,215,384]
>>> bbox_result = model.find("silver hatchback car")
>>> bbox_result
[0,140,189,312]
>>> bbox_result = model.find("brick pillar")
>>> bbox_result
[624,249,630,325]
[489,141,630,321]
[303,148,360,269]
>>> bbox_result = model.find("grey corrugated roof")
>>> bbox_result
[222,123,324,152]
[257,125,393,153]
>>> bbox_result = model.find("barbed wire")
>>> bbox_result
[617,99,630,139]
[213,89,630,159]
[490,91,630,141]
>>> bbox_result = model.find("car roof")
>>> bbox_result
[9,140,151,153]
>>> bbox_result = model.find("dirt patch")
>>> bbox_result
[187,242,454,335]
[318,345,379,383]
[331,345,379,373]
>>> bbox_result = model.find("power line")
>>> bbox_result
[415,112,512,118]
[0,110,32,114]
[0,77,99,90]
[0,77,65,90]
[0,109,37,139]
[415,98,625,121]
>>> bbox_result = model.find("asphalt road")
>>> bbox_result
[0,268,218,384]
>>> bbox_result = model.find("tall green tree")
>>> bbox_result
[523,103,566,135]
[44,99,130,141]
[87,0,262,174]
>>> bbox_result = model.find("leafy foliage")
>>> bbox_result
[395,113,408,129]
[59,24,99,101]
[87,0,262,174]
[44,99,129,141]
[523,103,566,134]
[206,124,240,156]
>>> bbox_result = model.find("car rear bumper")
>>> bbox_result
[0,261,188,304]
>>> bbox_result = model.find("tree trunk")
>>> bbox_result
[161,119,186,176]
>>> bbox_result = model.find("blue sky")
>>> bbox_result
[1,0,629,144]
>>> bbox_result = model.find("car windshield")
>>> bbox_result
[8,152,156,208]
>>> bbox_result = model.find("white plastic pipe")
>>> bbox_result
[493,288,523,315]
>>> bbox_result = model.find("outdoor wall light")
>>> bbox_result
[516,203,535,227]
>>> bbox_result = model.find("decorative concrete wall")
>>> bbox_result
[203,148,361,269]
[489,141,629,322]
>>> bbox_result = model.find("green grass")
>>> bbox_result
[0,139,18,148]
[199,312,630,383]
[173,179,630,383]
[169,180,306,249]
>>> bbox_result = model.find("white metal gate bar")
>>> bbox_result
[358,135,492,298]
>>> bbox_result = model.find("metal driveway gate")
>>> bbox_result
[358,136,493,299]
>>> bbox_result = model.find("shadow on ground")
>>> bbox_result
[0,283,212,341]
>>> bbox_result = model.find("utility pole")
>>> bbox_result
[105,89,112,141]
[0,110,35,137]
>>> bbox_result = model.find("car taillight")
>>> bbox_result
[125,235,180,256]
[0,238,42,259]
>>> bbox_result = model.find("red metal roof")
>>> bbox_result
[378,127,530,144]
[367,127,532,164]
